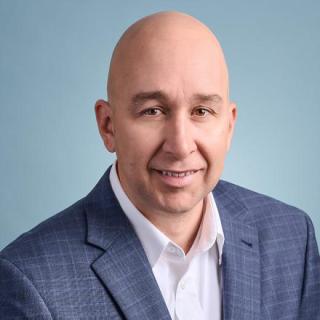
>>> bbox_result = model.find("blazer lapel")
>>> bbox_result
[214,182,261,320]
[84,169,261,320]
[85,168,171,320]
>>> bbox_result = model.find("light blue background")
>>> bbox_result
[1,0,319,250]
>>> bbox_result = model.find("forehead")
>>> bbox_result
[131,90,224,109]
[108,23,228,104]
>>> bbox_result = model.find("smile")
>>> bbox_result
[153,169,200,188]
[159,170,198,177]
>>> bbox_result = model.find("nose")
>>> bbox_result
[162,113,197,160]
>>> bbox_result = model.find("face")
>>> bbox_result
[96,31,237,219]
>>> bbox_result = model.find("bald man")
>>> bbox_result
[0,12,319,320]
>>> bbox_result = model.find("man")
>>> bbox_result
[0,11,319,320]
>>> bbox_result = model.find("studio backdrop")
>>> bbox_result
[0,0,319,249]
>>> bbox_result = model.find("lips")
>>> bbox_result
[153,169,200,187]
[158,170,198,177]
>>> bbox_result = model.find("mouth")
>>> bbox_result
[152,169,200,188]
[155,169,199,177]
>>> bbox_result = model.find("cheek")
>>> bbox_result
[199,123,231,169]
[203,121,230,148]
[114,124,162,164]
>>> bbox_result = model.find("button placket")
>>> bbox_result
[167,246,176,254]
[167,244,185,259]
[179,278,187,290]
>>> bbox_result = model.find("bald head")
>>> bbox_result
[107,11,229,104]
[95,11,237,222]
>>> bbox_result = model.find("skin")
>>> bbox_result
[95,11,237,253]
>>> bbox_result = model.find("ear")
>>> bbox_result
[95,99,116,153]
[226,102,237,151]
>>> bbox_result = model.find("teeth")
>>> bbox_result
[160,170,196,177]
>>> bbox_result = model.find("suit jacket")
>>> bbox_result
[1,167,319,320]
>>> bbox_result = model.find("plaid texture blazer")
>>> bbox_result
[1,167,319,319]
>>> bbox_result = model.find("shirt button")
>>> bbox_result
[177,250,184,257]
[167,246,176,254]
[180,279,187,290]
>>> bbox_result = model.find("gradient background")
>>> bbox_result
[1,0,319,250]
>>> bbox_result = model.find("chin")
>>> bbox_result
[137,185,208,216]
[156,195,203,215]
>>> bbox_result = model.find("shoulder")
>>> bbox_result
[0,168,114,271]
[214,180,313,236]
[0,197,88,266]
[214,180,320,283]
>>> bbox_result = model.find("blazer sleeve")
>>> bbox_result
[0,257,53,319]
[298,214,320,319]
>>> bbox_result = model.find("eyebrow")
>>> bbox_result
[131,91,169,105]
[191,93,223,105]
[131,90,223,105]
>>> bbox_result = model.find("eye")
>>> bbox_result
[192,107,212,117]
[141,107,163,116]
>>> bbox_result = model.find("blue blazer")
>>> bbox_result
[1,167,319,319]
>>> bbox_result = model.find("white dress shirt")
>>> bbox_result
[109,162,224,320]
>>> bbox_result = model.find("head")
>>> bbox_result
[95,11,237,219]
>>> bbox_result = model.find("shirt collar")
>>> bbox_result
[198,192,225,265]
[109,161,224,266]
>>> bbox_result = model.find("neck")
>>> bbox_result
[144,199,205,253]
[115,162,205,253]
